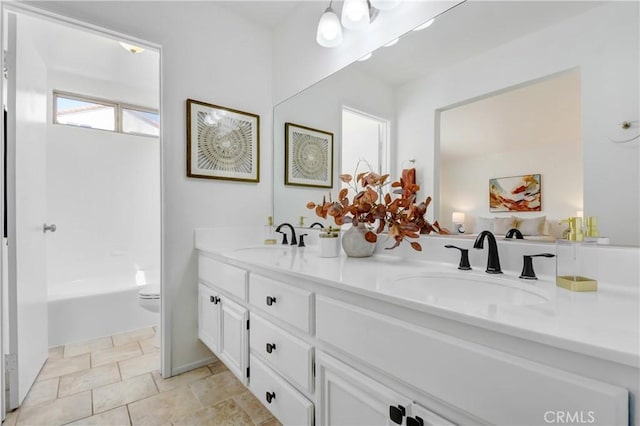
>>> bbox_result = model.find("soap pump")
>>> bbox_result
[264,216,277,245]
[560,217,584,241]
[319,226,340,258]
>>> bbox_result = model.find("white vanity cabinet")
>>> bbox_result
[197,255,249,385]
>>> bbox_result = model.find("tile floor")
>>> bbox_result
[2,327,281,426]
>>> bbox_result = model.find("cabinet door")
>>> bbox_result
[316,351,412,426]
[408,403,455,426]
[198,283,221,353]
[219,297,249,385]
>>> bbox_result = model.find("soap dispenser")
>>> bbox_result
[319,227,340,258]
[556,216,597,292]
[264,216,277,245]
[560,216,584,242]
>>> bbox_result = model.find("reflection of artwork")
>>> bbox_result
[187,99,259,182]
[285,122,333,188]
[490,174,541,212]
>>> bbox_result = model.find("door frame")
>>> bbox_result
[0,3,169,410]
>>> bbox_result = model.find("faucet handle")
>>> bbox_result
[277,231,289,245]
[298,234,308,247]
[444,245,472,270]
[520,253,555,280]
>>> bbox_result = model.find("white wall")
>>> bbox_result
[273,66,395,225]
[272,0,462,104]
[25,1,275,373]
[396,2,639,245]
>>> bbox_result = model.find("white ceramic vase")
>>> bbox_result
[341,223,376,257]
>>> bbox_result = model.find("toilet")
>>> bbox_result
[138,284,161,347]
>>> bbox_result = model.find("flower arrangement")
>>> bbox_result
[306,166,448,251]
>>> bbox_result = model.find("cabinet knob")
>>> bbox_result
[265,391,276,404]
[407,416,424,426]
[266,296,277,306]
[266,343,277,354]
[389,405,406,425]
[210,295,220,304]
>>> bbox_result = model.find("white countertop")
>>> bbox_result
[195,227,640,368]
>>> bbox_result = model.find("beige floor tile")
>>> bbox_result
[16,390,91,426]
[112,328,155,346]
[64,336,113,358]
[93,373,158,414]
[67,406,131,426]
[91,341,141,367]
[127,385,202,425]
[38,353,91,381]
[138,337,158,354]
[259,417,283,426]
[3,409,18,426]
[118,352,160,380]
[208,360,228,375]
[189,371,246,407]
[151,366,211,393]
[48,346,64,360]
[58,363,121,397]
[22,377,59,407]
[233,391,273,425]
[173,398,253,426]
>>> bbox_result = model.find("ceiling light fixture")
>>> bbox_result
[358,52,373,61]
[119,41,144,54]
[384,38,399,47]
[316,1,344,48]
[413,18,435,31]
[341,0,370,30]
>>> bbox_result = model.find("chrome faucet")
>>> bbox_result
[275,223,297,246]
[473,230,502,274]
[505,228,524,239]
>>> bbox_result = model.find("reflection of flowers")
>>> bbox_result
[307,164,448,251]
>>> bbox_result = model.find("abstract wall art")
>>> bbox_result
[285,122,333,188]
[490,174,541,212]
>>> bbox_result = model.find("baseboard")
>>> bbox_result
[170,356,219,377]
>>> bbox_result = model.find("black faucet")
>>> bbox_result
[275,223,297,246]
[505,228,524,239]
[309,222,325,229]
[473,230,502,274]
[520,253,555,280]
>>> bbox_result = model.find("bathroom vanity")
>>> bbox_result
[195,228,638,426]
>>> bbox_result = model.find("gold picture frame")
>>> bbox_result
[285,122,333,188]
[187,99,260,182]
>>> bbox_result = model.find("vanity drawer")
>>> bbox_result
[249,354,314,426]
[250,312,314,393]
[316,295,628,426]
[199,255,247,300]
[249,274,312,334]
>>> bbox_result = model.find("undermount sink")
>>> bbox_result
[378,272,549,310]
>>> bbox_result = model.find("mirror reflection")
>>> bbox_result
[273,1,639,246]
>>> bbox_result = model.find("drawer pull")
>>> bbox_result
[266,343,277,353]
[407,416,424,426]
[266,296,277,306]
[210,295,220,304]
[265,391,276,404]
[389,405,406,425]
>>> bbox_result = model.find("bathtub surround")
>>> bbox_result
[3,327,280,426]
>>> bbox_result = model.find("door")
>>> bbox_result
[316,351,413,426]
[5,12,50,408]
[219,297,248,385]
[198,283,221,353]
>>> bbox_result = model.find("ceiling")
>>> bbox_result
[217,1,306,29]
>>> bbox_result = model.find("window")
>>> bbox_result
[54,92,159,137]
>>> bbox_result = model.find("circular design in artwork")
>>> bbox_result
[292,132,328,180]
[197,112,254,173]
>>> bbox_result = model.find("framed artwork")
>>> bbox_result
[490,174,541,212]
[285,122,333,188]
[186,99,259,182]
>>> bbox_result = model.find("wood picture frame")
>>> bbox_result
[285,122,333,188]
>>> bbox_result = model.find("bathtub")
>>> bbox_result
[48,273,159,347]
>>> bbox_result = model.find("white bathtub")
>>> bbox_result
[48,273,159,347]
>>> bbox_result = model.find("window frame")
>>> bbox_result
[53,91,159,137]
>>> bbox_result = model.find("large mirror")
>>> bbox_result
[273,1,639,246]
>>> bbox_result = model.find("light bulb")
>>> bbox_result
[317,7,343,47]
[341,0,370,30]
[370,0,400,11]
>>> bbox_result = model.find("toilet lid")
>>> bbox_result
[139,284,160,299]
